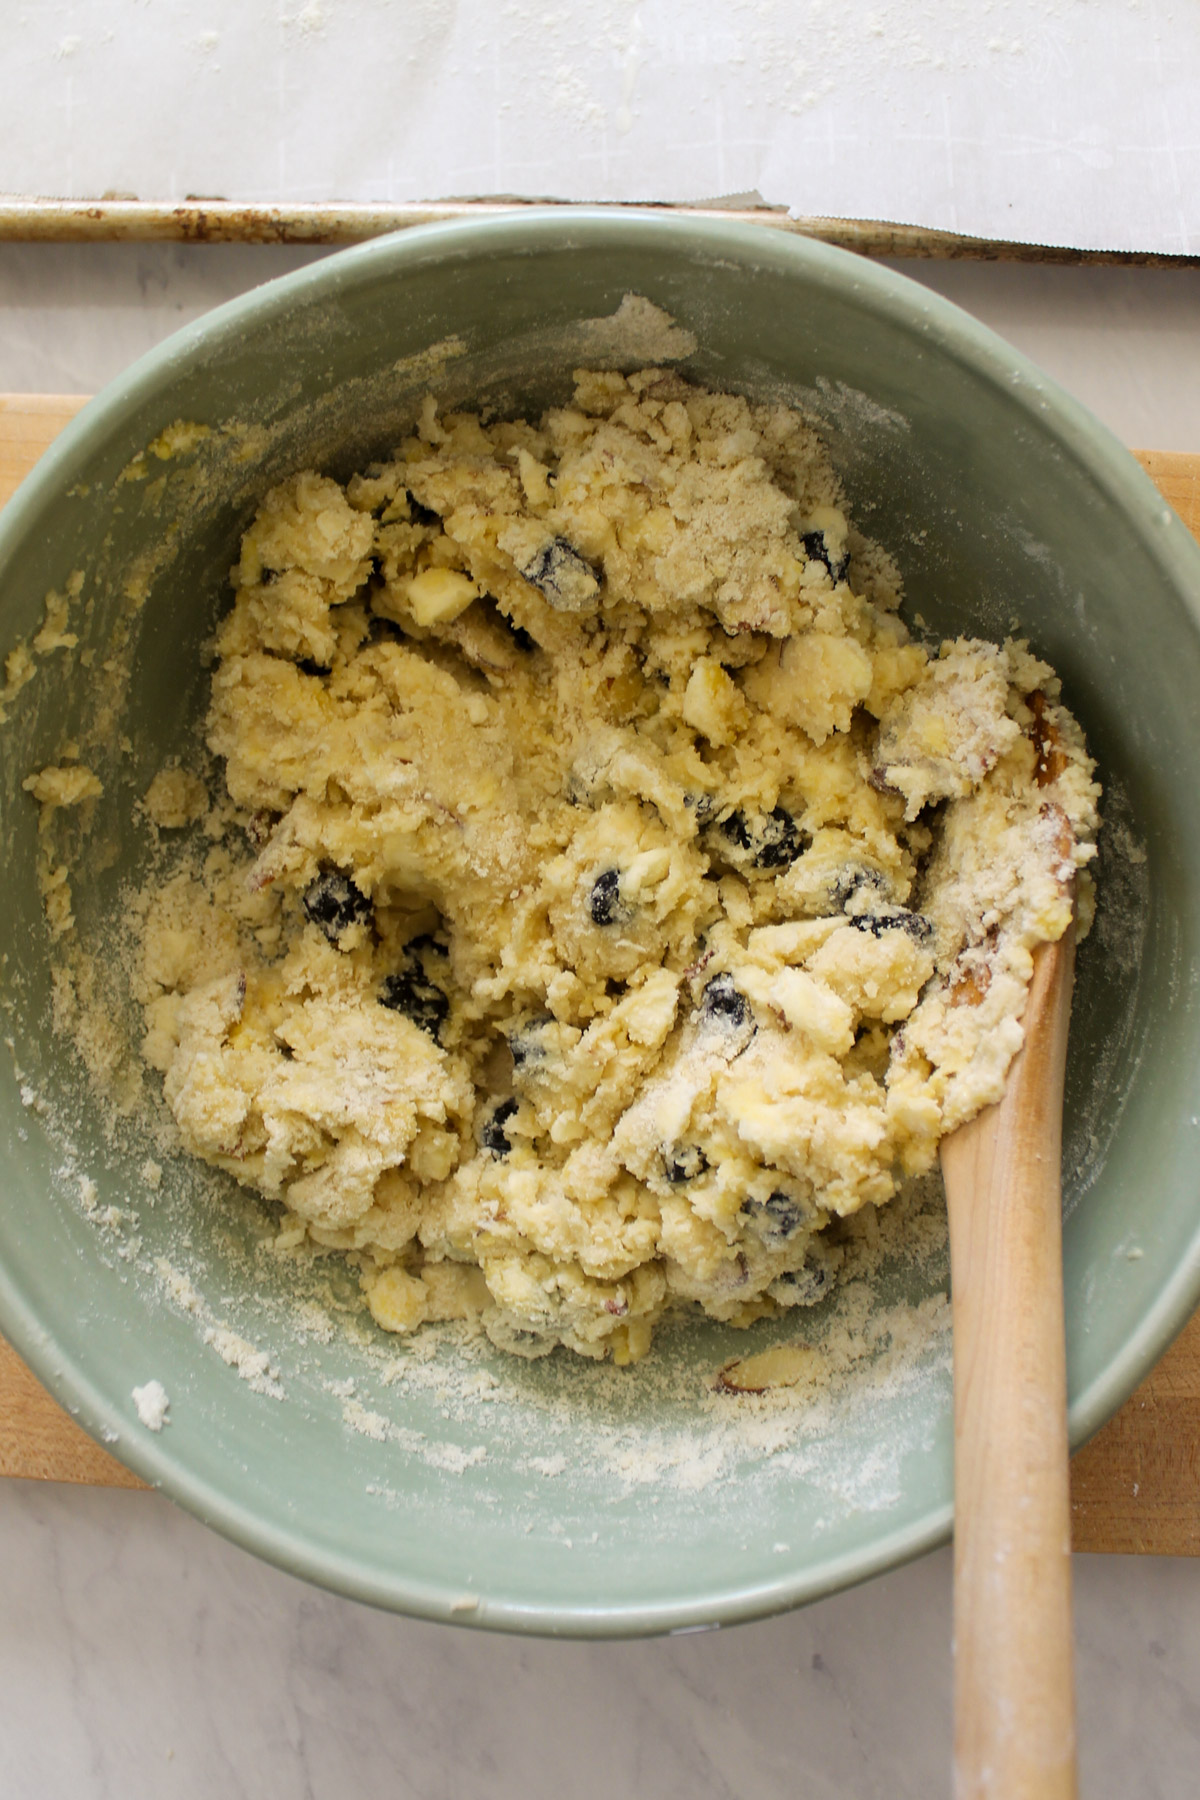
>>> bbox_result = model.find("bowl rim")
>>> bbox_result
[2,204,1200,1634]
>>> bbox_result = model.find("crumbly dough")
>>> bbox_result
[136,368,1099,1364]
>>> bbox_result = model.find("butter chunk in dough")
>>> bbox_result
[136,367,1100,1364]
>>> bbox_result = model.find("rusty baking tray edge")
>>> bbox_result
[1,197,1197,264]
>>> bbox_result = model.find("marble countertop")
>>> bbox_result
[2,239,1199,1799]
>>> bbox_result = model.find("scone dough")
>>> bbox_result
[138,368,1100,1363]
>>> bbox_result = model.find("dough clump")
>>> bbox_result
[137,369,1099,1363]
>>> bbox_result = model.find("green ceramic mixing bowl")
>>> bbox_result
[1,212,1198,1635]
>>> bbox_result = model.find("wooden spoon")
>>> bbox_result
[940,926,1078,1800]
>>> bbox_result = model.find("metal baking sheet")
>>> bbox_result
[0,199,1196,264]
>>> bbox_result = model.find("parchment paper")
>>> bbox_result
[3,0,1198,254]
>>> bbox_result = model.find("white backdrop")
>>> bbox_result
[3,0,1199,253]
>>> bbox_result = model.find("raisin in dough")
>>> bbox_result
[138,369,1100,1363]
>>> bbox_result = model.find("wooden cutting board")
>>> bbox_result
[1,396,1197,1554]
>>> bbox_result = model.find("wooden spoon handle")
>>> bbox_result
[941,933,1078,1800]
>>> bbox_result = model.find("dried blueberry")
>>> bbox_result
[741,1191,803,1239]
[771,1262,831,1304]
[588,868,625,926]
[303,871,372,942]
[700,973,750,1029]
[833,867,888,912]
[711,806,805,872]
[481,1097,519,1157]
[406,492,440,527]
[664,1144,709,1184]
[764,1192,804,1237]
[847,908,934,945]
[507,1014,554,1068]
[755,807,804,869]
[719,810,754,853]
[521,537,601,611]
[685,792,717,826]
[405,932,449,959]
[378,968,450,1040]
[800,529,850,584]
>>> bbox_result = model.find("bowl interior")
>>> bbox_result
[1,214,1198,1633]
